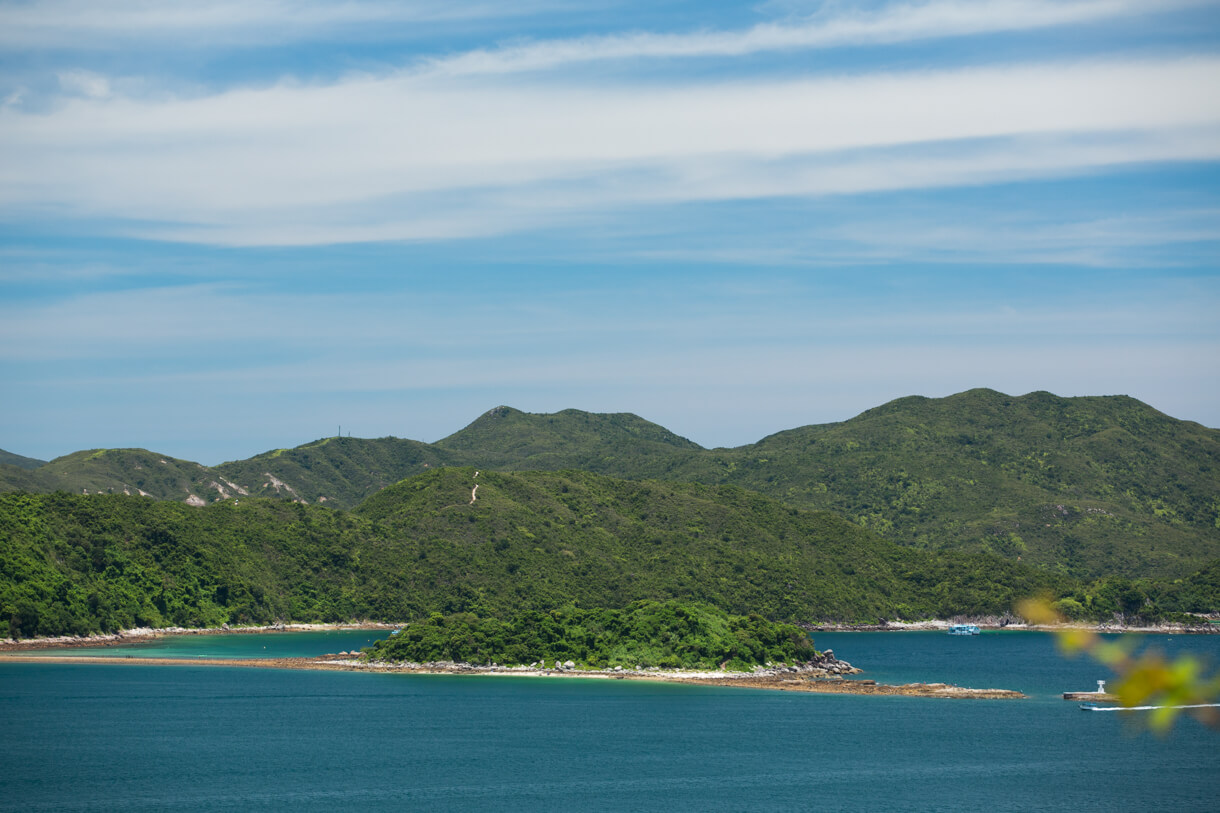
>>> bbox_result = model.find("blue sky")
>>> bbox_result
[1,0,1218,465]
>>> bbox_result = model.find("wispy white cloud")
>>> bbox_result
[4,0,1199,56]
[424,0,1206,77]
[4,0,1219,463]
[2,55,1218,246]
[790,208,1220,268]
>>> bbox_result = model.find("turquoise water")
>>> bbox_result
[2,631,1217,811]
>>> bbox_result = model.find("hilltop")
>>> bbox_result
[434,406,704,474]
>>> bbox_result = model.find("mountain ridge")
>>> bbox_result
[3,389,1216,579]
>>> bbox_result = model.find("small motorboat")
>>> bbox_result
[947,624,980,635]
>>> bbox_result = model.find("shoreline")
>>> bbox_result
[5,616,1215,653]
[0,653,1026,699]
[807,620,1219,634]
[0,622,397,652]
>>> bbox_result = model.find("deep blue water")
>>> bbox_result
[2,631,1218,811]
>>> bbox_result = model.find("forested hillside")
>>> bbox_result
[2,390,1217,581]
[2,469,1083,638]
[668,390,1220,578]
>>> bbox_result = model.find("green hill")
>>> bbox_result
[214,435,458,506]
[404,392,1220,579]
[30,449,224,504]
[0,439,460,508]
[434,406,703,475]
[675,390,1220,578]
[0,449,45,470]
[0,468,1076,638]
[2,390,1216,580]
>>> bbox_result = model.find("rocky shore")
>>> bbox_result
[0,621,398,652]
[349,647,863,680]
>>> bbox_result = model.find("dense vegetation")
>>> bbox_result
[0,490,374,637]
[2,468,1112,639]
[2,390,1216,582]
[694,390,1220,579]
[364,600,816,670]
[2,390,1216,642]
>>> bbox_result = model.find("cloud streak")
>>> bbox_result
[3,0,1218,463]
[425,0,1205,77]
[3,55,1218,246]
[4,0,1202,61]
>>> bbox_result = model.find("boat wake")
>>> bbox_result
[1080,703,1220,712]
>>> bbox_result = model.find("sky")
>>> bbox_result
[1,0,1218,465]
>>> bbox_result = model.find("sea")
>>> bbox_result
[2,630,1218,811]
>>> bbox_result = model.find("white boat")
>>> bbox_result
[947,624,980,635]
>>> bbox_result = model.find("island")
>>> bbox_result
[0,601,1025,699]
